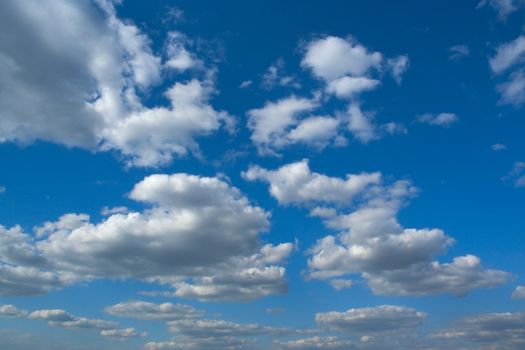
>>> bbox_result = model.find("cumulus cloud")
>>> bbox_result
[243,159,380,206]
[246,160,509,296]
[326,76,380,99]
[0,173,293,301]
[416,113,458,127]
[0,0,232,167]
[247,96,344,154]
[301,36,382,81]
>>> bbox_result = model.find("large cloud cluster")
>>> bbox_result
[0,173,293,301]
[244,160,509,296]
[0,0,232,167]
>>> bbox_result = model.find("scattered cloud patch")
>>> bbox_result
[449,45,470,61]
[416,113,458,127]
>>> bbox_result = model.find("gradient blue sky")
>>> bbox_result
[0,1,524,349]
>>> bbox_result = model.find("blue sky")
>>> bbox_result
[0,0,524,349]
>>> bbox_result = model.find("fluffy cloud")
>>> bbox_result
[364,255,509,296]
[0,0,232,167]
[0,173,293,301]
[416,113,458,127]
[246,161,509,296]
[326,77,380,99]
[301,36,382,81]
[247,35,408,153]
[248,96,341,154]
[243,159,380,205]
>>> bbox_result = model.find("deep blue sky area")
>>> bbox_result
[0,1,524,349]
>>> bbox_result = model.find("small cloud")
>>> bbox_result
[266,307,286,314]
[512,285,525,299]
[261,58,300,90]
[387,55,409,84]
[449,45,470,61]
[382,122,408,135]
[239,80,253,89]
[502,161,525,187]
[0,186,5,193]
[416,113,458,127]
[492,143,507,151]
[330,279,354,291]
[101,206,129,216]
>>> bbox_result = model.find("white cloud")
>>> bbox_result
[301,36,382,81]
[2,304,145,341]
[365,255,509,296]
[490,36,525,74]
[326,76,380,99]
[165,32,199,72]
[287,116,341,146]
[0,0,232,167]
[344,104,379,143]
[247,96,320,153]
[248,160,509,296]
[276,336,354,350]
[416,113,458,127]
[449,45,470,62]
[512,285,525,299]
[503,161,525,187]
[105,301,204,321]
[100,327,146,339]
[329,279,353,291]
[492,143,507,151]
[315,305,426,332]
[478,0,523,20]
[387,55,410,84]
[0,186,5,193]
[0,304,27,317]
[243,159,380,206]
[497,69,525,105]
[100,206,129,216]
[261,58,300,90]
[0,174,293,301]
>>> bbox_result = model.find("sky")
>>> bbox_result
[0,0,524,349]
